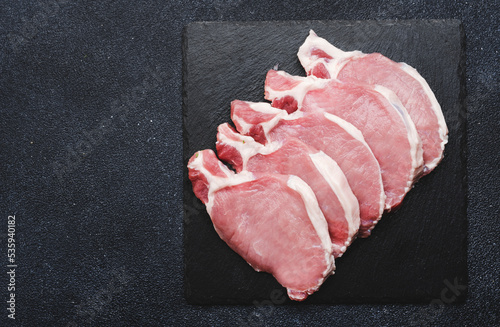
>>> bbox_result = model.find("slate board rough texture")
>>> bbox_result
[183,20,466,305]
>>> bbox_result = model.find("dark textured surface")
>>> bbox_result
[0,0,498,326]
[183,20,467,305]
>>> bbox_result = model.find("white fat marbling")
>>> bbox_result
[265,71,326,109]
[247,102,288,138]
[216,124,282,170]
[374,84,424,187]
[309,151,360,253]
[400,63,449,170]
[187,151,254,214]
[297,30,365,79]
[322,112,386,216]
[286,175,335,276]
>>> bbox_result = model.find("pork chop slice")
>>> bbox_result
[265,69,423,210]
[216,123,360,257]
[188,149,335,301]
[231,100,385,237]
[297,30,448,175]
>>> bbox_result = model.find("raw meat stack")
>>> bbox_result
[187,30,448,301]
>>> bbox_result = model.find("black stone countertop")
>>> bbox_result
[0,1,498,326]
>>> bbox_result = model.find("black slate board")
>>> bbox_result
[183,20,466,305]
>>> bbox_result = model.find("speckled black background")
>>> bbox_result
[0,1,498,326]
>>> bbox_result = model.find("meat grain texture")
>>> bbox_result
[187,30,448,301]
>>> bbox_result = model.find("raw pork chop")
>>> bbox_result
[188,149,334,301]
[265,70,423,210]
[216,123,360,257]
[297,30,448,174]
[231,100,385,237]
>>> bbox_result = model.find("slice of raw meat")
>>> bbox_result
[188,149,335,301]
[231,100,385,237]
[297,30,448,174]
[265,70,423,210]
[216,123,360,257]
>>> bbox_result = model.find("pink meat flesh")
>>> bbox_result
[231,100,385,237]
[216,123,360,257]
[265,70,423,210]
[188,149,334,301]
[297,30,448,175]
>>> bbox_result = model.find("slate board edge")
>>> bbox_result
[459,21,469,302]
[183,18,463,29]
